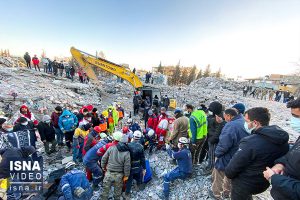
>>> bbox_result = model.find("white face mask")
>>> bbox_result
[208,111,214,116]
[290,116,300,133]
[21,122,28,126]
[5,128,13,132]
[244,121,256,134]
[87,118,92,121]
[45,120,51,124]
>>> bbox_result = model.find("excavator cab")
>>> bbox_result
[141,86,161,104]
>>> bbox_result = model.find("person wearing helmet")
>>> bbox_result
[72,124,91,163]
[144,128,156,154]
[168,108,189,149]
[122,126,133,143]
[102,106,119,134]
[156,107,169,149]
[96,131,123,157]
[160,137,192,200]
[59,161,92,200]
[129,119,142,133]
[124,130,146,198]
[100,132,131,200]
[83,134,111,190]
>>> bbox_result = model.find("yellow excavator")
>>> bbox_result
[70,47,177,109]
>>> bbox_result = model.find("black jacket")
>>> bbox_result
[24,54,31,62]
[207,115,225,144]
[11,122,37,147]
[37,122,56,142]
[225,125,289,191]
[0,146,36,179]
[128,141,146,173]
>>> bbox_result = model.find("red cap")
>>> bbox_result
[94,126,101,133]
[33,120,39,126]
[122,126,129,133]
[86,105,94,112]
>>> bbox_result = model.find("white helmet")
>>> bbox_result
[65,161,76,170]
[127,118,133,124]
[113,131,123,141]
[133,130,142,139]
[148,129,155,137]
[178,137,189,145]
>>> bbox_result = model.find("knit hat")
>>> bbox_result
[232,103,246,114]
[208,101,223,115]
[0,118,6,126]
[174,108,182,115]
[42,115,51,122]
[55,106,63,112]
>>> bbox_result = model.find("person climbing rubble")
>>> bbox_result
[102,105,119,134]
[58,109,78,152]
[186,104,207,165]
[100,131,131,200]
[91,108,100,127]
[83,133,110,190]
[51,106,64,146]
[32,55,40,71]
[124,130,146,199]
[59,161,93,200]
[73,124,90,163]
[37,115,57,155]
[160,137,192,200]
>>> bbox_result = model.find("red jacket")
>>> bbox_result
[156,113,168,137]
[32,57,39,65]
[147,114,158,130]
[96,141,118,156]
[51,112,61,128]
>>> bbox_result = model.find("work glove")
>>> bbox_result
[123,176,128,182]
[142,169,146,177]
[165,144,171,150]
[74,187,85,198]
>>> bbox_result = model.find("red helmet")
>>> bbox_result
[122,126,129,133]
[94,126,101,133]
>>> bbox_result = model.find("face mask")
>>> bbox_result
[208,111,214,116]
[83,112,88,115]
[108,109,112,112]
[87,118,92,121]
[65,115,70,118]
[21,122,28,126]
[45,120,51,124]
[5,128,13,132]
[244,121,255,134]
[177,143,182,149]
[290,116,300,133]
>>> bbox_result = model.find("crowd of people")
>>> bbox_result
[0,88,300,199]
[243,85,295,103]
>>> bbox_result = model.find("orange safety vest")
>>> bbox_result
[118,110,124,118]
[108,117,114,124]
[99,122,107,131]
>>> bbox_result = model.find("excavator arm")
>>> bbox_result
[70,47,143,89]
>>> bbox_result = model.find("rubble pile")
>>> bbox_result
[190,77,245,91]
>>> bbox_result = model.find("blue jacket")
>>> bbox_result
[58,110,78,132]
[59,169,92,200]
[215,114,249,171]
[130,123,141,133]
[83,139,108,165]
[167,147,192,174]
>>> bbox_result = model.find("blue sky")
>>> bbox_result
[1,0,300,78]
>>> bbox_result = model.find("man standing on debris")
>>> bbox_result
[32,55,40,71]
[147,110,158,131]
[116,102,125,124]
[100,131,131,200]
[24,52,31,69]
[133,93,140,116]
[210,108,248,199]
[168,108,189,150]
[125,130,146,198]
[37,115,57,155]
[263,98,300,200]
[59,161,93,200]
[161,137,192,200]
[156,107,169,149]
[59,61,64,77]
[70,66,75,82]
[102,105,119,134]
[58,109,78,152]
[225,107,289,200]
[51,106,64,146]
[186,104,207,165]
[163,95,170,110]
[52,60,59,76]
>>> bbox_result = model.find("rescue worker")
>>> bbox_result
[37,115,57,155]
[122,126,133,143]
[147,110,158,131]
[100,132,131,200]
[163,95,170,111]
[156,107,168,149]
[83,133,110,190]
[125,131,146,198]
[99,114,108,133]
[78,113,92,127]
[144,128,156,154]
[91,108,100,127]
[73,124,90,163]
[58,109,78,152]
[161,137,192,200]
[186,104,208,165]
[24,52,31,69]
[168,108,189,149]
[102,105,119,134]
[59,161,93,200]
[116,103,125,121]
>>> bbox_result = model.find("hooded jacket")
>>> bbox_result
[0,146,36,179]
[225,125,289,191]
[215,114,249,171]
[37,121,56,142]
[58,110,78,132]
[82,130,98,155]
[101,142,131,177]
